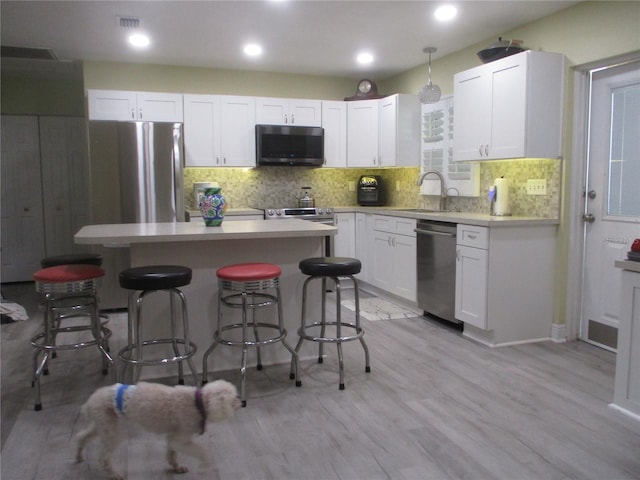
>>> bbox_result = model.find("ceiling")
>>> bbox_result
[1,0,580,80]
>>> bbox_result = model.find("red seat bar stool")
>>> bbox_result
[31,264,115,411]
[202,262,300,407]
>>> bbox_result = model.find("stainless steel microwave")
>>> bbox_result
[255,124,324,166]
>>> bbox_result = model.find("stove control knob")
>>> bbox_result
[266,209,274,217]
[275,209,282,216]
[325,208,332,214]
[317,208,323,214]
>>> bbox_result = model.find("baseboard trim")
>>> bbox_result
[609,403,640,423]
[551,323,567,343]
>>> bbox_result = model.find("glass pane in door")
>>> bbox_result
[607,84,640,217]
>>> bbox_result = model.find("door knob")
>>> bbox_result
[587,190,597,199]
[583,213,596,223]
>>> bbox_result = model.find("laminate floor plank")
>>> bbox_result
[2,283,640,479]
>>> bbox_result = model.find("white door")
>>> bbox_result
[39,116,90,257]
[1,116,46,282]
[581,61,640,350]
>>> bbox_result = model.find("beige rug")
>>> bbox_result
[341,297,422,321]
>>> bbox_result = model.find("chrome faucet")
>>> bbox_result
[416,170,447,211]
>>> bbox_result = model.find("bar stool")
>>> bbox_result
[39,253,104,359]
[292,257,370,390]
[118,265,198,385]
[31,264,114,411]
[202,262,299,407]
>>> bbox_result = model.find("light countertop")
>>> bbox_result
[334,206,559,227]
[75,219,336,247]
[615,260,640,274]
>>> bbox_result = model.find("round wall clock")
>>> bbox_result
[345,79,384,101]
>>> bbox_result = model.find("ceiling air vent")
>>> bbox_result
[1,46,57,60]
[118,16,141,29]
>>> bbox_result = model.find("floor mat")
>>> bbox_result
[341,297,422,321]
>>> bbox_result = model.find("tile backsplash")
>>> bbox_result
[184,158,561,218]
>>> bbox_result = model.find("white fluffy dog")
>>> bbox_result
[75,380,240,479]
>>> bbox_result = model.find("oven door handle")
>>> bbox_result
[414,228,456,238]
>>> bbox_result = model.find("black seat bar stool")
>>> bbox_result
[292,257,370,390]
[118,265,198,385]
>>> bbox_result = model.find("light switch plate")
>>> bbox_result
[348,181,355,192]
[527,179,547,195]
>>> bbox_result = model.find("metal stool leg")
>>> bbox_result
[202,286,223,385]
[351,276,371,372]
[176,288,199,386]
[251,293,263,371]
[239,291,249,407]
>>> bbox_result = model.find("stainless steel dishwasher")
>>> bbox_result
[415,220,459,324]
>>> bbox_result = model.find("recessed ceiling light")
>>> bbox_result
[356,52,374,65]
[434,5,457,22]
[128,33,150,48]
[244,43,263,57]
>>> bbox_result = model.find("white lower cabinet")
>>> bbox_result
[455,223,557,346]
[455,225,489,329]
[355,213,369,281]
[334,212,356,258]
[370,215,416,301]
[613,266,640,418]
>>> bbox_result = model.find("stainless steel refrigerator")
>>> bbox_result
[88,121,184,308]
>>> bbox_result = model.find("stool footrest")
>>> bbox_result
[215,323,288,348]
[30,325,112,351]
[118,339,197,366]
[220,292,277,309]
[298,321,364,344]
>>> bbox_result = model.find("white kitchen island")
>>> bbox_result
[75,219,336,378]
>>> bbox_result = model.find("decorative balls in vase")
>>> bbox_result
[198,187,227,226]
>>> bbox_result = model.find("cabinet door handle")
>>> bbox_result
[484,145,489,156]
[456,249,460,261]
[391,237,396,247]
[467,234,477,239]
[139,109,142,119]
[479,145,483,156]
[291,113,295,124]
[284,114,288,124]
[131,109,135,119]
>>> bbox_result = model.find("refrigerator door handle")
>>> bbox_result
[172,124,184,221]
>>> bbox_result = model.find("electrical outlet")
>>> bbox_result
[527,179,547,195]
[348,181,355,192]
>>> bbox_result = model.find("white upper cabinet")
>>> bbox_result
[378,94,421,167]
[453,50,564,161]
[347,99,379,167]
[183,94,255,167]
[88,89,184,122]
[183,94,221,167]
[347,95,420,167]
[255,97,322,126]
[322,101,347,167]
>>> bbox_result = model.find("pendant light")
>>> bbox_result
[419,47,441,104]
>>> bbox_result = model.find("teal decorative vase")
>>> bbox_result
[198,187,227,226]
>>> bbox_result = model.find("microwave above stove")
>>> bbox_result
[256,124,324,167]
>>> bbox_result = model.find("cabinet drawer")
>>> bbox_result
[372,215,416,236]
[457,224,488,249]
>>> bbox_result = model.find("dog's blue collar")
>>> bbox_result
[115,383,134,415]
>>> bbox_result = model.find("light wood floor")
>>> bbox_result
[2,281,639,480]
